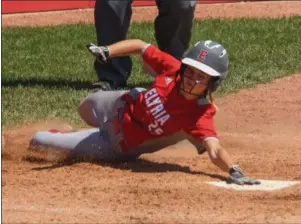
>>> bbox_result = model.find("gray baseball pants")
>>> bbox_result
[30,89,204,161]
[94,0,196,87]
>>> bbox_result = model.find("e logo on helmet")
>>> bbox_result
[198,49,208,62]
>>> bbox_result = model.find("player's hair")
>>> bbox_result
[208,90,219,112]
[207,79,219,112]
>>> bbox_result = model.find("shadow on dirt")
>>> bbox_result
[29,156,226,181]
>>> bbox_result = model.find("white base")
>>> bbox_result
[207,180,300,191]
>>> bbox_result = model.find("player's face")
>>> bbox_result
[181,66,211,99]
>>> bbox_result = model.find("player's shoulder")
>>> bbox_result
[144,45,180,63]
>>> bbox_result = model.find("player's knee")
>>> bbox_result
[128,87,146,100]
[78,99,97,127]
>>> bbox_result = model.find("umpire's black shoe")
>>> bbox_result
[91,81,112,93]
[91,81,128,93]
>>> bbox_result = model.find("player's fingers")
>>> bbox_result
[226,176,244,185]
[244,178,261,185]
[250,179,261,185]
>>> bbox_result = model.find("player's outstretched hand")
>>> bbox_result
[226,165,261,185]
[86,43,110,64]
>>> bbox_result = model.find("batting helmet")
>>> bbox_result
[180,40,229,92]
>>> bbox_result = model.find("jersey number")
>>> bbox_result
[148,121,164,136]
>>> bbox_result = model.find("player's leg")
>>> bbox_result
[78,88,146,128]
[74,88,147,160]
[94,0,133,90]
[154,0,196,59]
[78,90,127,128]
[29,128,118,161]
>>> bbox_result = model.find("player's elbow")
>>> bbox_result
[133,39,148,49]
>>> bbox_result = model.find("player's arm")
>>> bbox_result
[203,139,260,185]
[202,138,233,172]
[86,39,148,62]
[185,123,234,173]
[185,107,260,185]
[108,39,148,57]
[86,39,180,76]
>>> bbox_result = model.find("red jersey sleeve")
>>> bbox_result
[142,44,180,76]
[184,105,218,143]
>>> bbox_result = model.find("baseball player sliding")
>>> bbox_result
[29,39,260,185]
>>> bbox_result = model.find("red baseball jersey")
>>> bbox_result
[121,45,218,149]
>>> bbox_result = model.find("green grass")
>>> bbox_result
[2,17,301,126]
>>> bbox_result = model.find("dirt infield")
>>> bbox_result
[2,1,301,223]
[3,74,301,223]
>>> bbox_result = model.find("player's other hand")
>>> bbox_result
[86,43,110,64]
[227,165,261,185]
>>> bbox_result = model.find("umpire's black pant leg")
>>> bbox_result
[94,0,133,88]
[154,0,196,59]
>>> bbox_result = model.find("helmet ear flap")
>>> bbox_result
[210,79,219,92]
[209,77,224,92]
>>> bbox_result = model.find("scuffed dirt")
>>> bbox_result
[2,74,301,223]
